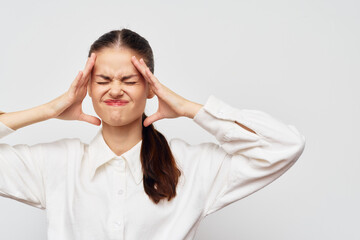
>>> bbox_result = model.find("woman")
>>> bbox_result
[0,29,305,240]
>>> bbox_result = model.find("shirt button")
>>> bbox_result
[114,221,122,228]
[119,161,125,171]
[118,189,124,195]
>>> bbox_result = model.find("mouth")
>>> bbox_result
[104,99,129,106]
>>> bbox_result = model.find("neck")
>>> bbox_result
[101,117,143,156]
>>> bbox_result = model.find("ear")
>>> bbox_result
[87,80,92,98]
[147,88,155,99]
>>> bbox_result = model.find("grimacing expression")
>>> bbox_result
[87,47,154,127]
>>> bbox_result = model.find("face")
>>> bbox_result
[87,47,154,127]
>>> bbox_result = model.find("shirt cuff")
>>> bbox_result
[0,120,15,139]
[193,95,260,144]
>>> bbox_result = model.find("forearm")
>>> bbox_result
[184,100,203,119]
[0,104,53,131]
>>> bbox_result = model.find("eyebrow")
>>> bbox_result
[95,74,138,81]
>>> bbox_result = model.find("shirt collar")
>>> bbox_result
[88,128,143,185]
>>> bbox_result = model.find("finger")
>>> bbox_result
[131,56,151,83]
[138,58,157,83]
[69,71,83,95]
[72,71,83,86]
[80,53,96,86]
[137,59,164,95]
[143,112,163,127]
[82,53,95,75]
[79,113,102,126]
[131,56,145,74]
[144,66,161,90]
[83,54,96,79]
[132,56,161,92]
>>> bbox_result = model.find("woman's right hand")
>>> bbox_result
[46,53,101,126]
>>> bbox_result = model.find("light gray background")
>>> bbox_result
[0,0,359,239]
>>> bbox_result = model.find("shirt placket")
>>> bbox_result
[110,156,127,240]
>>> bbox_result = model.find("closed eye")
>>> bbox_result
[96,82,137,85]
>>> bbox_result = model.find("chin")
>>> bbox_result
[102,115,142,128]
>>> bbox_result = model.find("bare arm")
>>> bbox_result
[0,53,100,131]
[0,105,52,131]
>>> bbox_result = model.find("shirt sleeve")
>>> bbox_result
[0,121,46,209]
[190,95,306,217]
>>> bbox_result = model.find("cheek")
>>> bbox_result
[129,85,148,99]
[91,89,104,100]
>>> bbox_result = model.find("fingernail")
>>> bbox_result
[140,58,144,63]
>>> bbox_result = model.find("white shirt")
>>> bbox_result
[0,95,305,240]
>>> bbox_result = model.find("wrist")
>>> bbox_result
[44,93,69,119]
[38,103,55,120]
[184,100,203,119]
[42,101,59,119]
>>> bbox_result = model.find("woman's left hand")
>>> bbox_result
[131,56,203,127]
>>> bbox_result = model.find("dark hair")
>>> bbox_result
[88,29,182,204]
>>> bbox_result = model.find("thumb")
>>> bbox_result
[143,112,162,127]
[79,114,102,126]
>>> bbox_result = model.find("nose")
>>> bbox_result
[109,82,124,98]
